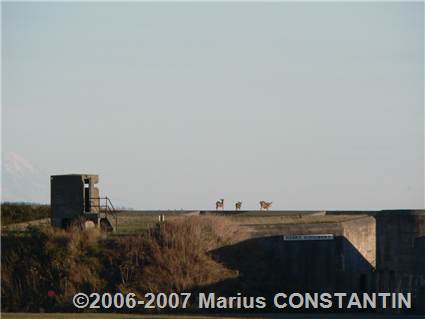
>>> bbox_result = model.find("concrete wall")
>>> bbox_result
[51,175,85,227]
[234,216,376,293]
[50,174,99,228]
[342,216,376,269]
[211,210,424,313]
[374,211,425,313]
[242,221,343,239]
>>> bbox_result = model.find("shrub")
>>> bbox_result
[1,215,243,312]
[1,226,106,311]
[1,202,50,225]
[116,216,241,294]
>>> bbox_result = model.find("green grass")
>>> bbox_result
[115,210,364,233]
[115,211,198,234]
[1,203,50,225]
[1,210,195,234]
[114,211,354,235]
[1,218,50,233]
[1,210,367,235]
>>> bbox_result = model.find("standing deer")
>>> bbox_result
[216,199,224,210]
[259,200,272,211]
[235,201,242,210]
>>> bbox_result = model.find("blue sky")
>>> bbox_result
[2,2,424,209]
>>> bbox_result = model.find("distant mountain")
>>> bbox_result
[1,151,49,204]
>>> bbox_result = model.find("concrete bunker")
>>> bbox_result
[50,174,117,231]
[209,210,424,313]
[228,215,376,293]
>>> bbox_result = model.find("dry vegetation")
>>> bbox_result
[2,209,367,314]
[1,207,361,235]
[1,215,245,312]
[1,203,50,226]
[1,218,50,232]
[111,215,245,295]
[114,211,363,234]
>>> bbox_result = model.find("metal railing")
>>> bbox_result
[89,196,118,231]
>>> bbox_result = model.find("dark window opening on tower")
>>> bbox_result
[84,179,91,212]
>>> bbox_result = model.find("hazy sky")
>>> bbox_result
[2,2,424,210]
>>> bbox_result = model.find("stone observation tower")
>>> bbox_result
[50,174,117,231]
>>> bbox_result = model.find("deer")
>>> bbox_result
[235,201,242,210]
[259,200,272,211]
[216,199,224,210]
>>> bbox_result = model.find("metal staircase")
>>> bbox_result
[90,196,118,232]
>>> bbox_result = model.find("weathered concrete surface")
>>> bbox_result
[201,210,327,215]
[375,211,425,273]
[241,220,343,238]
[220,215,375,293]
[214,234,373,295]
[50,174,99,228]
[211,210,424,313]
[374,211,425,313]
[342,216,376,269]
[239,215,376,268]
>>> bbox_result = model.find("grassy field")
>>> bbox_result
[114,211,199,234]
[114,211,364,234]
[1,210,193,234]
[1,210,365,234]
[1,218,50,232]
[0,203,50,225]
[2,313,422,319]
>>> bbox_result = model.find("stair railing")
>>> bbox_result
[89,196,118,231]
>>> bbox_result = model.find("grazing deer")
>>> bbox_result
[216,199,224,210]
[259,200,272,211]
[235,201,242,210]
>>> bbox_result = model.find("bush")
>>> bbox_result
[112,216,241,295]
[1,215,243,312]
[1,226,105,311]
[1,202,50,225]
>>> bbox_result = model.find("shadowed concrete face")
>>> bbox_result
[207,211,424,313]
[239,215,376,268]
[50,174,99,228]
[375,211,425,313]
[210,235,374,307]
[212,216,376,294]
